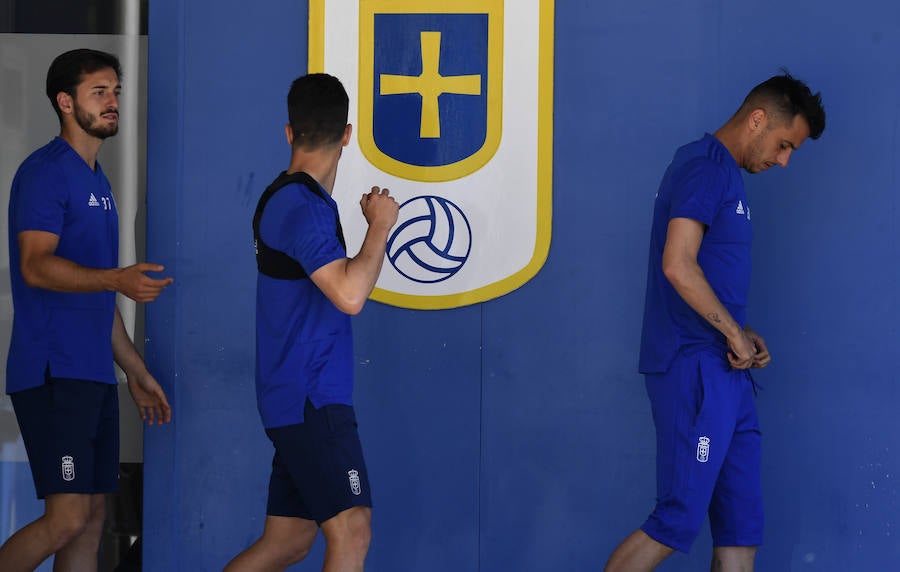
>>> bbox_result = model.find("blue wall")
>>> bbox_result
[145,1,900,570]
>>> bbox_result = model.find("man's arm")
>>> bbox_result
[112,307,171,425]
[18,230,173,302]
[309,187,399,315]
[661,217,762,369]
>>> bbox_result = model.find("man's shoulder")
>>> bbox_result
[12,146,69,196]
[666,154,729,193]
[673,135,730,170]
[263,183,334,222]
[261,174,330,210]
[658,138,737,212]
[261,171,327,201]
[281,180,327,203]
[263,179,338,229]
[22,137,69,164]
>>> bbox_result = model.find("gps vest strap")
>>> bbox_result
[253,171,346,280]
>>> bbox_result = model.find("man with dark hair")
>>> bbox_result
[45,48,122,122]
[0,48,173,571]
[605,73,825,572]
[224,73,398,572]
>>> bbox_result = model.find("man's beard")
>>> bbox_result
[744,131,766,174]
[74,102,118,139]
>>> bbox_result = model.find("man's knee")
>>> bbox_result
[44,495,104,548]
[255,515,318,568]
[273,533,316,567]
[44,510,91,548]
[711,545,757,572]
[260,540,313,570]
[322,507,372,554]
[83,498,106,538]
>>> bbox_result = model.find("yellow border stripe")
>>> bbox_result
[308,0,325,73]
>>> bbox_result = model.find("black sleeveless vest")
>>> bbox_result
[252,171,346,280]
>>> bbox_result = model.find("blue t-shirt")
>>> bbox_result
[639,134,751,374]
[7,137,119,392]
[255,177,352,428]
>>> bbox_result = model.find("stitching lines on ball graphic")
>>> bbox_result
[387,195,472,283]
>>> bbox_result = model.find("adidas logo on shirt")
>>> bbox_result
[735,200,745,215]
[88,193,100,207]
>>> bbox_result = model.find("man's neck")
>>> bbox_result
[712,122,744,169]
[287,148,341,195]
[60,126,104,170]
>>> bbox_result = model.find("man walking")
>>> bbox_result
[605,73,825,572]
[225,73,398,572]
[1,48,173,571]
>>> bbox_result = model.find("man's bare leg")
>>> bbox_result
[52,494,106,572]
[223,515,319,572]
[321,506,371,572]
[0,493,95,572]
[710,546,756,572]
[604,529,674,572]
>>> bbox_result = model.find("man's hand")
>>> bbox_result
[310,185,399,315]
[18,231,174,299]
[727,326,771,369]
[726,328,757,370]
[112,263,174,302]
[360,186,399,231]
[744,326,771,368]
[125,369,172,426]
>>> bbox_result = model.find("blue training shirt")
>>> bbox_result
[255,178,352,428]
[639,133,752,374]
[7,137,119,392]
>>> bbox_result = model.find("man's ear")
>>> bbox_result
[748,108,767,132]
[341,123,352,146]
[56,92,74,115]
[285,124,294,146]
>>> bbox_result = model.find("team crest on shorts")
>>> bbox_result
[696,436,710,463]
[61,455,75,482]
[309,0,555,309]
[348,469,362,496]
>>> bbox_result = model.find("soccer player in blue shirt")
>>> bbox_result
[1,49,173,571]
[604,74,825,572]
[224,73,398,572]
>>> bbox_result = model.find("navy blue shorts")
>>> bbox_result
[265,400,372,525]
[641,349,763,553]
[10,378,119,499]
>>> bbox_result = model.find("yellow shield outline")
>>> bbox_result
[353,0,503,183]
[309,0,554,309]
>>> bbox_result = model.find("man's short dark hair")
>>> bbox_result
[741,71,826,139]
[287,73,349,150]
[46,49,122,122]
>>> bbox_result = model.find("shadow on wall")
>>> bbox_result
[0,408,17,446]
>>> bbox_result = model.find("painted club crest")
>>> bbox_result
[309,0,554,309]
